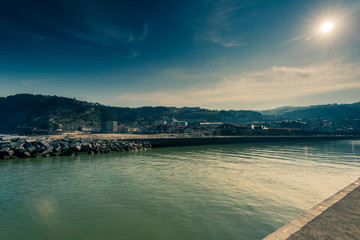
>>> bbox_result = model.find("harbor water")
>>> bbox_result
[1,140,359,240]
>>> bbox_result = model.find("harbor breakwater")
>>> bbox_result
[0,137,152,159]
[0,134,358,159]
[132,135,360,148]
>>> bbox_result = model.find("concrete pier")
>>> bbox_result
[264,177,360,239]
[131,135,360,148]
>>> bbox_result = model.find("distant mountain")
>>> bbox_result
[280,103,360,122]
[262,102,360,123]
[260,106,307,116]
[0,94,263,133]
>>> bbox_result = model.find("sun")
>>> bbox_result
[321,21,334,33]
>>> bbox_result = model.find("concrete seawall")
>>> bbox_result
[264,177,360,239]
[130,135,359,148]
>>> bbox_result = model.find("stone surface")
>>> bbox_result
[263,178,360,240]
[287,184,360,240]
[0,137,151,159]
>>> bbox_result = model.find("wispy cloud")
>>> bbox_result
[67,21,149,46]
[115,61,360,108]
[56,20,148,48]
[137,22,149,42]
[122,50,139,59]
[192,0,252,47]
[2,1,148,52]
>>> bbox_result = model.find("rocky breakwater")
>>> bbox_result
[0,137,151,159]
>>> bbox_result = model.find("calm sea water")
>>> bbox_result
[0,140,359,240]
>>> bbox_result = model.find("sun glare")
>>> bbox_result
[321,21,334,33]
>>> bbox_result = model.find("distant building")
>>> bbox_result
[267,127,305,135]
[200,122,223,128]
[200,122,223,135]
[140,125,156,134]
[118,125,130,133]
[104,121,118,133]
[156,117,188,127]
[154,120,166,125]
[188,126,211,136]
[79,126,97,132]
[155,124,174,134]
[216,123,252,135]
[200,122,223,126]
[129,127,140,133]
[173,120,188,127]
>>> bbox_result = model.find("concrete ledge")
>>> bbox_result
[263,177,360,240]
[132,135,360,148]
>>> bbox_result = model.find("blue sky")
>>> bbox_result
[1,0,360,110]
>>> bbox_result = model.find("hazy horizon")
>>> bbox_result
[1,0,360,110]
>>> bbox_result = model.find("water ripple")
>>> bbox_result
[0,140,359,240]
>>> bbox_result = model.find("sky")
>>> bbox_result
[1,0,360,110]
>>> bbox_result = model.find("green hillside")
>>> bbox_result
[0,94,262,133]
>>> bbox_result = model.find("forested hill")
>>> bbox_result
[0,94,262,132]
[1,94,359,133]
[262,103,360,122]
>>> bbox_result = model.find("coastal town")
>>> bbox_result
[2,94,359,137]
[2,115,359,159]
[28,116,360,136]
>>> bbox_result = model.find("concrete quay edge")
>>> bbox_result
[263,177,360,240]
